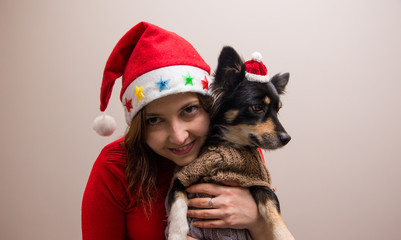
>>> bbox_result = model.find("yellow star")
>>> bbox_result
[135,86,145,101]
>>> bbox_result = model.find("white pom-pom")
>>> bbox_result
[93,114,117,136]
[251,52,263,62]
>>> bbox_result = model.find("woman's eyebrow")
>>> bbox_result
[145,113,160,117]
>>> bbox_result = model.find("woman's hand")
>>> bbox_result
[186,182,273,240]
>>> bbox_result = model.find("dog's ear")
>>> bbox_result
[270,73,290,94]
[213,46,245,89]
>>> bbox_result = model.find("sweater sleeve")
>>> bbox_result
[82,140,132,240]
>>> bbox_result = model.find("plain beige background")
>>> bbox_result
[1,0,400,239]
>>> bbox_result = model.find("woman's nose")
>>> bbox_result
[169,120,189,145]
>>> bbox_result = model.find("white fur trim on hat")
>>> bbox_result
[245,72,270,83]
[122,65,211,125]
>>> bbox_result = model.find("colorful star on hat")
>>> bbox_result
[201,76,209,90]
[183,72,194,86]
[156,77,170,92]
[135,86,145,101]
[124,98,133,112]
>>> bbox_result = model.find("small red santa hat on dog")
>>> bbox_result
[93,22,211,136]
[245,52,269,83]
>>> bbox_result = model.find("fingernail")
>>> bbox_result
[192,222,198,227]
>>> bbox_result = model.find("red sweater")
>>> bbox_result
[82,138,176,240]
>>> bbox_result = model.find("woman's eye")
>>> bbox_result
[183,105,199,115]
[146,117,161,126]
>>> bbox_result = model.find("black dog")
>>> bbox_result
[166,46,294,240]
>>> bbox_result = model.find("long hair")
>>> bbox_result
[123,93,213,206]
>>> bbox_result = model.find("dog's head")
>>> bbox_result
[210,46,290,150]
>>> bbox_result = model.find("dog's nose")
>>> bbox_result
[279,133,291,145]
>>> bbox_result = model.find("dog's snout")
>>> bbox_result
[279,133,291,145]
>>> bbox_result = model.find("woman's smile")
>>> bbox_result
[169,140,196,155]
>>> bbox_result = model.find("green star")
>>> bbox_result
[183,72,194,86]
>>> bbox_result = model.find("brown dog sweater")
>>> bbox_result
[174,144,272,189]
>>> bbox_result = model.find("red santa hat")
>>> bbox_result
[93,22,211,136]
[245,52,269,83]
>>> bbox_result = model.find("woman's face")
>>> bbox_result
[144,93,210,166]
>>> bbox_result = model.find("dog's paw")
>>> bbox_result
[168,196,189,240]
[168,229,189,240]
[168,218,189,240]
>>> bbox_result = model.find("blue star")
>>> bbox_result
[156,77,170,92]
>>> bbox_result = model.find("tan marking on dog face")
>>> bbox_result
[224,110,239,123]
[254,119,275,135]
[278,101,282,109]
[264,96,271,105]
[222,119,276,146]
[221,124,254,145]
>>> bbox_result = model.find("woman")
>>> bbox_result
[82,22,272,240]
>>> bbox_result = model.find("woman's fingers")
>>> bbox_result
[186,183,223,196]
[186,183,259,231]
[187,208,221,219]
[219,180,240,187]
[188,197,216,209]
[193,219,225,228]
[191,219,237,229]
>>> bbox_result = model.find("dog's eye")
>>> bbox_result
[251,104,265,113]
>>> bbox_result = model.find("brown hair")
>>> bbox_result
[123,93,213,206]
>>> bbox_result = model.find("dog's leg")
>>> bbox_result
[167,179,189,240]
[251,186,295,240]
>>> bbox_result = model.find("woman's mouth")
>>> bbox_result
[169,140,195,155]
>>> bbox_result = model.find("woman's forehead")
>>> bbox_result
[144,92,199,115]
